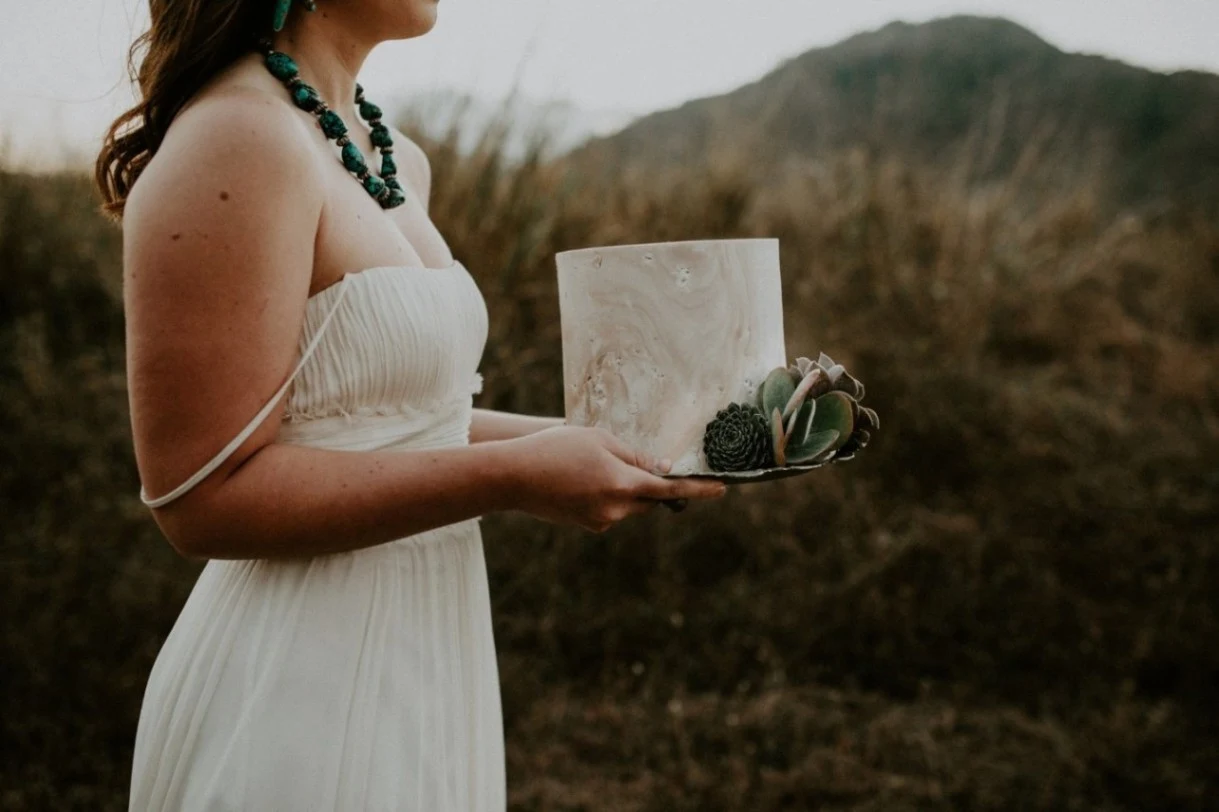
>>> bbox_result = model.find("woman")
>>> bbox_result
[96,0,726,808]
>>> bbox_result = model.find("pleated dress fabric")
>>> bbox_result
[128,263,506,811]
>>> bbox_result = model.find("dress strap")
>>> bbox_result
[139,277,353,509]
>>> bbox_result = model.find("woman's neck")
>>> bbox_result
[266,14,375,115]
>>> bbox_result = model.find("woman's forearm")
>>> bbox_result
[155,439,524,561]
[469,408,563,443]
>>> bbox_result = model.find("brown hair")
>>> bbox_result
[94,0,268,219]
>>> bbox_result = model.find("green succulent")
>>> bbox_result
[781,398,839,465]
[758,367,797,419]
[703,402,776,472]
[759,352,878,466]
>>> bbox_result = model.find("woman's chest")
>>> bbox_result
[286,266,489,421]
[310,151,451,288]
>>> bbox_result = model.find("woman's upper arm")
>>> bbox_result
[123,90,325,518]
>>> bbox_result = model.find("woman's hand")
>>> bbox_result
[502,426,727,533]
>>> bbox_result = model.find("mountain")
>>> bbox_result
[576,16,1219,213]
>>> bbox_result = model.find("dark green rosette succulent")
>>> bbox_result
[703,402,776,472]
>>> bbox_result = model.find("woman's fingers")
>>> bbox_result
[592,429,725,520]
[633,472,727,502]
[586,472,722,534]
[598,430,671,474]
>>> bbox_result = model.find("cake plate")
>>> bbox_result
[675,461,827,484]
[661,450,858,486]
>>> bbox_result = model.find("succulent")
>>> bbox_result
[702,352,878,474]
[782,398,840,465]
[788,352,865,401]
[759,367,797,418]
[703,402,776,472]
[758,352,878,467]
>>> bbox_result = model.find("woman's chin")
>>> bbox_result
[400,5,440,39]
[414,0,441,27]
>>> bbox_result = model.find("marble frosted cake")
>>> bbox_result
[556,239,788,475]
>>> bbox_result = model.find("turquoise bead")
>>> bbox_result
[384,188,407,208]
[341,142,366,173]
[319,110,347,139]
[380,153,397,177]
[265,51,299,81]
[363,175,387,197]
[272,0,291,32]
[291,84,319,112]
[359,100,382,121]
[385,176,402,191]
[370,125,393,149]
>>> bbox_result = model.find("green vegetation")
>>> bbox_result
[3,109,1217,809]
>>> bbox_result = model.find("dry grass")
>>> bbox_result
[1,117,1217,809]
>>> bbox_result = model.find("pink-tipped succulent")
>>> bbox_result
[757,353,877,466]
[703,353,877,473]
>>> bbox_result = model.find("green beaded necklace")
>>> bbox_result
[258,38,405,209]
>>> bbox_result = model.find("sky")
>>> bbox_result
[1,0,1217,168]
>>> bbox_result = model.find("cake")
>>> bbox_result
[556,239,788,475]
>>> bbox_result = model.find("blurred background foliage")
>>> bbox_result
[3,15,1219,811]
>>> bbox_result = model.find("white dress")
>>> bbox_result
[128,263,506,811]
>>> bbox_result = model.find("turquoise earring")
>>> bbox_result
[272,0,316,33]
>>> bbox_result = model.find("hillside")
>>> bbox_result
[6,114,1219,806]
[577,16,1219,213]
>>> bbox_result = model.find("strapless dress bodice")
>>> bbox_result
[287,262,488,422]
[276,262,490,452]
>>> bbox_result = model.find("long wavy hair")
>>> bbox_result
[94,0,270,219]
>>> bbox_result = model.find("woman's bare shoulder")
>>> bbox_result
[127,61,324,220]
[121,58,329,333]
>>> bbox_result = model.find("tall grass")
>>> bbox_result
[1,117,1216,809]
